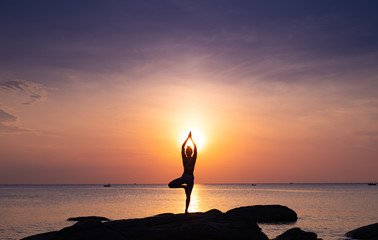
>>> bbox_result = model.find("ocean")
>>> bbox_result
[0,183,377,240]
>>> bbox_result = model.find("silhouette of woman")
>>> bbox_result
[168,131,197,214]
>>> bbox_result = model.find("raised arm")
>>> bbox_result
[181,133,190,160]
[190,135,197,160]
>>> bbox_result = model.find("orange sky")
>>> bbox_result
[1,72,377,184]
[1,1,378,184]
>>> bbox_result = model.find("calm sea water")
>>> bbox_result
[0,183,377,240]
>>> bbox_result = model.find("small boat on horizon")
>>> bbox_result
[368,182,376,186]
[251,184,256,186]
[104,184,111,187]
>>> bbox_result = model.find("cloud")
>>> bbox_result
[0,80,51,134]
[0,108,31,134]
[0,122,29,134]
[0,80,48,104]
[1,1,377,78]
[0,109,17,122]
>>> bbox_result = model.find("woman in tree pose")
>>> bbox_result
[168,131,197,214]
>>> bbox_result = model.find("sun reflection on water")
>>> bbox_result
[188,185,201,213]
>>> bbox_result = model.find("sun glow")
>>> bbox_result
[179,128,206,151]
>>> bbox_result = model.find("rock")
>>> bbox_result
[19,232,58,240]
[346,223,378,240]
[226,205,297,223]
[67,216,110,222]
[274,228,321,240]
[22,205,298,240]
[104,209,268,240]
[63,219,104,232]
[23,219,124,240]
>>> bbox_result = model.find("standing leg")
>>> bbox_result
[184,183,193,214]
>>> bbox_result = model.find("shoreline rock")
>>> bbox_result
[22,205,297,240]
[226,205,297,223]
[274,227,322,240]
[346,223,378,240]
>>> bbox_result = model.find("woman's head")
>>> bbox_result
[186,146,193,157]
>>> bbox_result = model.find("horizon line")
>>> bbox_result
[0,182,375,185]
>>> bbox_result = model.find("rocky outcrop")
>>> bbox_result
[274,228,321,240]
[226,205,297,223]
[346,223,378,240]
[22,205,297,240]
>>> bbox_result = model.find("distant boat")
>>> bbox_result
[251,184,256,186]
[368,182,376,186]
[104,184,111,187]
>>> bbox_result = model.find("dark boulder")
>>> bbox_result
[274,228,321,240]
[346,223,378,240]
[226,205,297,223]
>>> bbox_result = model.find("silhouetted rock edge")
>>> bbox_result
[21,205,297,240]
[346,223,378,240]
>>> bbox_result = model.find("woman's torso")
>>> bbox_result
[183,157,195,175]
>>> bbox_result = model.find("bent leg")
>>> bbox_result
[168,177,186,188]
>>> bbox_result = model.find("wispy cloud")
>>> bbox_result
[0,109,16,122]
[0,80,51,134]
[0,108,31,134]
[0,80,49,104]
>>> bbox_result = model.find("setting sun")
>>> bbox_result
[179,128,206,151]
